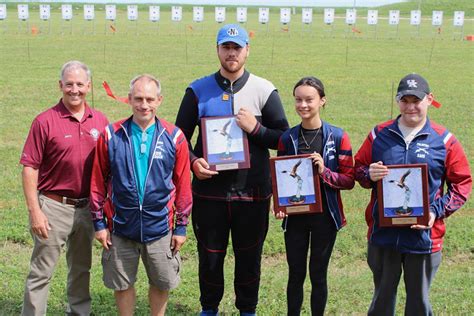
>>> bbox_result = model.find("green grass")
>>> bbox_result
[0,0,473,314]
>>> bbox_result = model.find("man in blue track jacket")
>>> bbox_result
[90,74,192,316]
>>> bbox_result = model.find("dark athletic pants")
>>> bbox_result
[192,197,270,313]
[284,211,337,316]
[367,243,442,316]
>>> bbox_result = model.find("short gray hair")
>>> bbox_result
[60,60,91,81]
[129,74,161,96]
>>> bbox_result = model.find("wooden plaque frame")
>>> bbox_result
[377,163,430,227]
[270,154,322,215]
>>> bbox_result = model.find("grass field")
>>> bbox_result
[0,0,473,314]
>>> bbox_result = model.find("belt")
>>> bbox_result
[41,192,89,208]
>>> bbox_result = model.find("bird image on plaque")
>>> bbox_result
[281,159,305,204]
[276,157,314,206]
[377,164,430,227]
[270,155,322,215]
[212,119,233,159]
[387,169,415,215]
[201,116,250,171]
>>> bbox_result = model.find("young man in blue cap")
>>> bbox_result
[355,73,472,315]
[175,24,289,315]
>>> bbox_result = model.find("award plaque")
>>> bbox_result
[201,116,250,171]
[377,164,430,227]
[270,154,322,215]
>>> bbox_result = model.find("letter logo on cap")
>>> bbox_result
[227,27,238,36]
[407,80,418,88]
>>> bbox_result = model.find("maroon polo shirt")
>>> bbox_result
[20,100,109,198]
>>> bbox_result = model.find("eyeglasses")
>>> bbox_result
[140,131,147,155]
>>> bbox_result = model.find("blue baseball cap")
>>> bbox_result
[216,24,249,47]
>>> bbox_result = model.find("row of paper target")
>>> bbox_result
[2,4,467,27]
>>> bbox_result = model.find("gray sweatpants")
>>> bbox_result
[367,243,442,316]
[21,194,94,316]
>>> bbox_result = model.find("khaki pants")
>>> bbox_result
[21,194,94,316]
[102,233,181,291]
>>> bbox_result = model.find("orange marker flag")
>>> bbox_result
[31,26,39,35]
[351,27,362,34]
[431,99,442,108]
[109,24,116,32]
[249,31,255,38]
[187,25,194,31]
[281,27,289,32]
[102,81,129,104]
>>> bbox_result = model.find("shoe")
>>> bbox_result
[200,309,218,316]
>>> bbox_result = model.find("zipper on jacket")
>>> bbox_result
[121,123,145,242]
[388,127,430,250]
[229,81,237,199]
[290,133,298,155]
[388,128,430,164]
[230,81,235,113]
[322,132,339,229]
[139,125,166,242]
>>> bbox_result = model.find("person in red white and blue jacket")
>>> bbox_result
[90,75,192,315]
[354,74,472,316]
[275,77,354,316]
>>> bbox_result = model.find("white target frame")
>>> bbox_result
[324,8,335,25]
[18,4,29,20]
[346,9,357,25]
[432,11,443,26]
[39,4,51,21]
[105,5,116,21]
[259,8,269,24]
[410,10,421,26]
[171,6,182,22]
[62,4,73,21]
[367,10,378,25]
[149,6,160,22]
[0,4,6,20]
[389,10,400,25]
[127,5,138,21]
[280,8,291,24]
[215,7,225,23]
[236,7,247,23]
[84,5,95,21]
[453,11,464,27]
[193,6,204,23]
[302,8,312,24]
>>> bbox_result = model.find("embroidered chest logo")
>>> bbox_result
[153,141,164,160]
[89,128,100,141]
[415,142,430,158]
[325,140,336,160]
[407,79,418,88]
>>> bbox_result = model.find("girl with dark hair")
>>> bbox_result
[275,76,355,315]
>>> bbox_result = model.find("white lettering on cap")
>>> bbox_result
[407,79,418,88]
[227,28,239,36]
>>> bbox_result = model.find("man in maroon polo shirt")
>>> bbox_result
[20,60,108,316]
